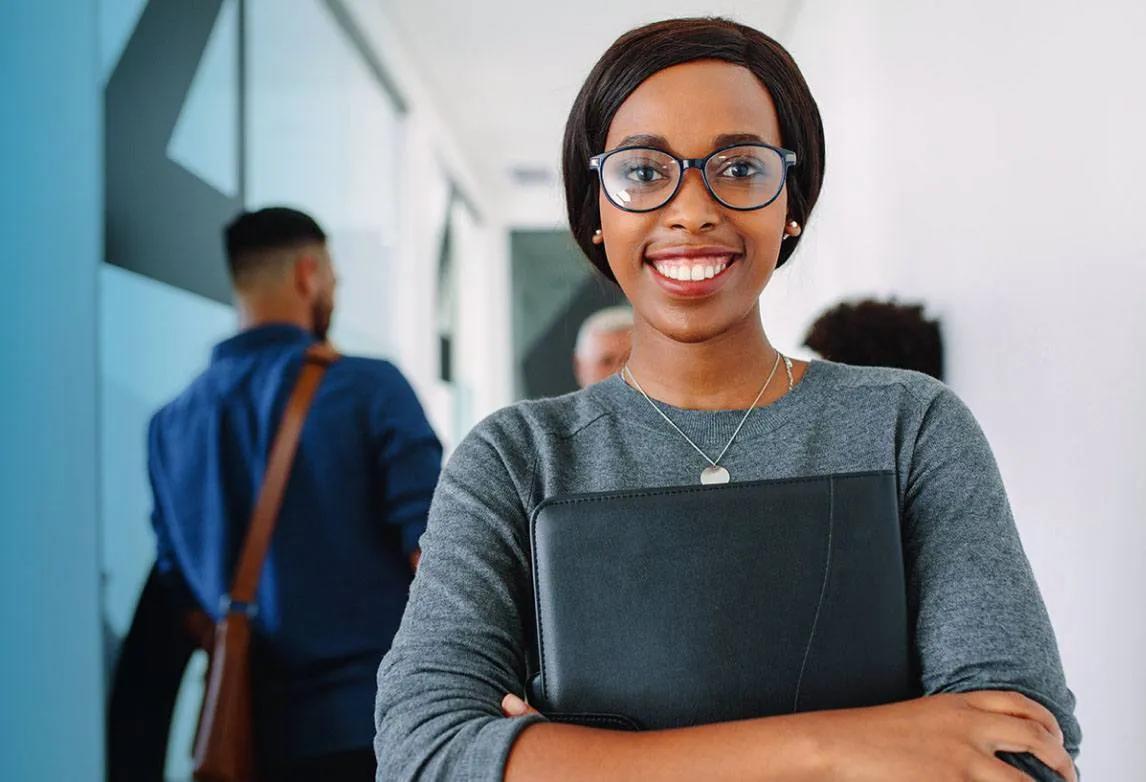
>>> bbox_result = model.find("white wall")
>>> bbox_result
[771,2,1146,777]
[0,1,105,778]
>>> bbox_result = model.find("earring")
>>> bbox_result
[592,228,603,245]
[784,219,802,239]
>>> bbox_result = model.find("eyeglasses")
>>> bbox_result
[589,143,798,213]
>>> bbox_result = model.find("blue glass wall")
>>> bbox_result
[0,1,106,778]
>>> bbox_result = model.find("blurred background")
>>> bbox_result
[2,0,1144,779]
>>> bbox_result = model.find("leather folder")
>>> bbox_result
[527,471,918,729]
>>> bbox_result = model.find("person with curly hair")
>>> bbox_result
[804,299,944,380]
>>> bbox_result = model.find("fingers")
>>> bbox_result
[501,693,540,717]
[978,712,1075,782]
[959,692,1075,782]
[963,690,1064,742]
[973,757,1035,782]
[977,754,1077,782]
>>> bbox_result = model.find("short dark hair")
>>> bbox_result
[223,206,327,281]
[804,299,945,381]
[562,17,826,283]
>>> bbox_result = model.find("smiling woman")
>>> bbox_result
[374,17,1081,782]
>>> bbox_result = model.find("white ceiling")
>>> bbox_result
[382,0,802,209]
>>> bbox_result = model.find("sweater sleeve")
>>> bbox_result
[374,413,545,781]
[903,386,1082,773]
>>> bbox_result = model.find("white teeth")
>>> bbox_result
[651,258,733,281]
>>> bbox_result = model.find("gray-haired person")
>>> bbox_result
[573,306,633,388]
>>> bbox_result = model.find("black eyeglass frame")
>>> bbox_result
[588,142,799,213]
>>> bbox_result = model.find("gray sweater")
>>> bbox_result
[374,361,1081,780]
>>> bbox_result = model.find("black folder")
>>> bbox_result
[527,471,919,729]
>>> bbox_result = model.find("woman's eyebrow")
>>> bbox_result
[712,132,769,147]
[614,133,671,150]
[611,132,772,153]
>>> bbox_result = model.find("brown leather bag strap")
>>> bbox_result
[225,343,339,609]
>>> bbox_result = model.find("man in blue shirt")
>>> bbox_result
[147,207,441,780]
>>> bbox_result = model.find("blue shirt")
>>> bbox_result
[147,323,442,760]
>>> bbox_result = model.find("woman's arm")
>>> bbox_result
[505,709,821,781]
[500,689,1074,782]
[374,413,544,781]
[900,384,1082,773]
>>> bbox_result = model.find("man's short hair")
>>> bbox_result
[224,207,327,282]
[576,306,634,356]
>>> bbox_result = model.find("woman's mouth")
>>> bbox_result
[643,246,741,297]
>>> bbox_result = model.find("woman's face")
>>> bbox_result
[599,60,795,344]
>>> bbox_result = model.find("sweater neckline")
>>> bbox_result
[586,359,832,448]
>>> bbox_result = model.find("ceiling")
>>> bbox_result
[382,0,802,214]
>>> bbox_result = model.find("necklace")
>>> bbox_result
[622,353,794,485]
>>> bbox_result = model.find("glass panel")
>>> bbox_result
[247,0,402,358]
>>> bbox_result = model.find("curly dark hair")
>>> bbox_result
[803,299,945,380]
[562,17,826,283]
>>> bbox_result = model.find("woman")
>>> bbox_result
[375,18,1080,781]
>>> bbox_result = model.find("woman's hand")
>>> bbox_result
[814,690,1075,782]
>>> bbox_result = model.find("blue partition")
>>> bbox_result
[0,1,106,778]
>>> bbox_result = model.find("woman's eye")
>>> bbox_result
[626,165,664,183]
[719,159,765,178]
